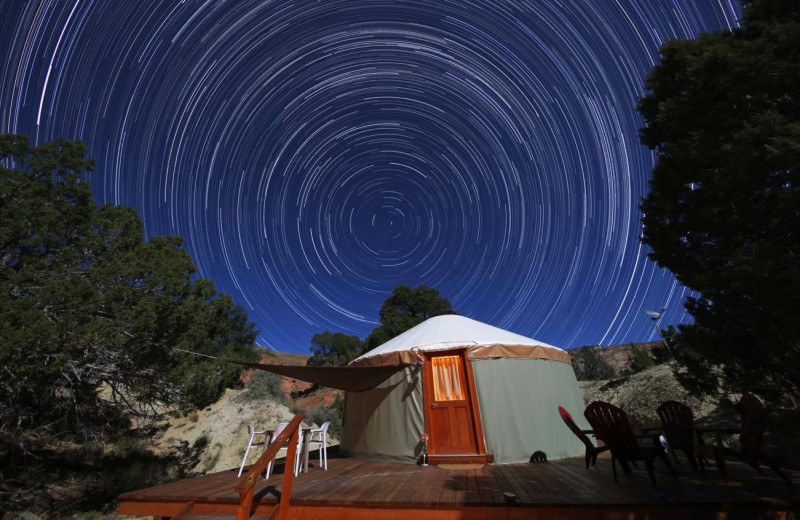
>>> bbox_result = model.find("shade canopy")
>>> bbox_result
[350,314,569,366]
[233,361,411,392]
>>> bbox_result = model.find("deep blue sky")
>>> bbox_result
[0,0,741,353]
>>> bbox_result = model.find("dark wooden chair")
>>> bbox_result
[697,393,791,484]
[558,406,609,468]
[657,400,705,473]
[584,401,676,486]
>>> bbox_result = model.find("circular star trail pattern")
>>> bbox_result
[0,0,741,352]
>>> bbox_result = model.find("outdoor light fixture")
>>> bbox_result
[643,307,672,354]
[645,309,663,320]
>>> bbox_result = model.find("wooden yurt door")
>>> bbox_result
[423,351,482,455]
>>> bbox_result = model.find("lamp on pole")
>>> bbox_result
[644,307,673,356]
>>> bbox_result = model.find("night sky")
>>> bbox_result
[0,1,741,353]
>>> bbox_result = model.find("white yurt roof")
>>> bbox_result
[352,314,562,364]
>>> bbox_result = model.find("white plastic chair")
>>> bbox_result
[238,424,269,477]
[307,421,331,470]
[265,421,304,479]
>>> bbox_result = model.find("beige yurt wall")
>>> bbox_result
[471,357,587,463]
[340,366,424,463]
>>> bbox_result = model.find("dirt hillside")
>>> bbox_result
[570,341,660,373]
[156,350,340,474]
[155,386,296,474]
[578,364,721,426]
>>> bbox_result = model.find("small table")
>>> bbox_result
[694,427,757,480]
[264,425,314,474]
[637,424,668,450]
[638,424,662,433]
[593,424,671,474]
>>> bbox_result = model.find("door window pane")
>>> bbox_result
[431,355,464,401]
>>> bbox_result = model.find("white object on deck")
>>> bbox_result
[308,421,331,470]
[265,421,304,479]
[238,424,269,477]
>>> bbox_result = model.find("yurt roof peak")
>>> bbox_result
[351,314,569,366]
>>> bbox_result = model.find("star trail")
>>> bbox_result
[0,0,741,353]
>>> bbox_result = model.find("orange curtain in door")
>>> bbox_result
[431,355,465,401]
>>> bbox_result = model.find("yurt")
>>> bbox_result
[341,314,588,464]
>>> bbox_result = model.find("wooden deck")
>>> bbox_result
[119,450,800,519]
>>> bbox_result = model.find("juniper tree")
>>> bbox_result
[0,135,258,459]
[364,285,452,351]
[637,0,800,402]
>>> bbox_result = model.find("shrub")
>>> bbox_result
[627,344,656,374]
[238,370,289,405]
[303,394,343,438]
[571,346,616,381]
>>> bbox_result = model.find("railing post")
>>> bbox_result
[234,414,305,520]
[277,426,300,520]
[236,485,254,520]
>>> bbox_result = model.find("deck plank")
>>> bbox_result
[437,467,458,506]
[349,462,406,506]
[294,459,370,504]
[375,463,422,505]
[423,466,450,506]
[464,469,482,505]
[527,460,596,504]
[439,469,463,506]
[391,462,442,506]
[475,464,504,505]
[493,465,538,504]
[543,459,618,505]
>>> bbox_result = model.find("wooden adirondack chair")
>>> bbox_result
[657,400,705,473]
[584,401,676,486]
[697,393,791,484]
[558,406,609,468]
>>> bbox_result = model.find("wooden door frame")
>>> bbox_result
[421,348,488,457]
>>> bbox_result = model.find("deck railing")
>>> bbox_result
[234,414,305,520]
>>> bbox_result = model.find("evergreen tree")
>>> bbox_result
[0,135,259,458]
[627,344,655,374]
[364,285,452,351]
[637,0,800,402]
[571,346,616,381]
[306,331,363,367]
[306,284,451,365]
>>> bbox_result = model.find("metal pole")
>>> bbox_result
[645,308,674,357]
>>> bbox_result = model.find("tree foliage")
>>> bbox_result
[306,331,363,367]
[238,370,289,405]
[627,344,656,375]
[0,135,259,457]
[637,0,800,403]
[306,284,452,366]
[303,393,344,438]
[364,284,452,351]
[571,346,616,381]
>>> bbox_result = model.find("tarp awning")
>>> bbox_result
[233,361,413,392]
